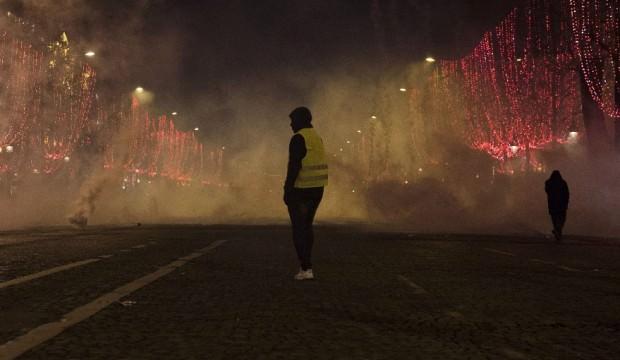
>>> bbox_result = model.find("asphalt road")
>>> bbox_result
[0,225,619,359]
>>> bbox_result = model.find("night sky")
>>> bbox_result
[2,0,520,132]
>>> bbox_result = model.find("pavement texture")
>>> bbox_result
[0,225,619,359]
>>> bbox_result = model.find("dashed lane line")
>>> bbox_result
[1,242,154,290]
[0,259,101,290]
[484,248,516,257]
[557,265,582,272]
[530,258,555,265]
[0,239,228,360]
[530,258,583,272]
[397,275,429,295]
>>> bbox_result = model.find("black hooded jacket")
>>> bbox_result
[545,171,570,212]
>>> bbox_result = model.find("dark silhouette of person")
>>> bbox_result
[545,170,570,242]
[284,107,328,280]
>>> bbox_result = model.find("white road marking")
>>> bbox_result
[531,258,582,272]
[484,248,516,257]
[0,240,227,360]
[0,259,101,290]
[397,275,428,295]
[98,255,114,259]
[557,265,582,272]
[131,245,147,249]
[119,249,131,253]
[530,258,555,265]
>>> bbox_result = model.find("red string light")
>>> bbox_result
[431,0,585,161]
[569,0,620,118]
[0,27,220,185]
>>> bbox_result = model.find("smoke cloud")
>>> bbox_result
[0,1,618,239]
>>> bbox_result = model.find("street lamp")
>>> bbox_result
[371,115,377,120]
[399,88,407,92]
[568,131,579,139]
[64,156,70,162]
[5,145,14,153]
[194,127,200,131]
[135,87,144,93]
[172,112,178,116]
[85,51,95,57]
[425,57,436,63]
[510,145,519,154]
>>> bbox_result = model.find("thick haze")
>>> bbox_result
[8,0,618,239]
[1,0,519,133]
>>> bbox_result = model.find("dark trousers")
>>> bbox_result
[287,188,323,271]
[550,211,567,238]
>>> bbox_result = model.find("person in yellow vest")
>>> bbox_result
[284,107,328,280]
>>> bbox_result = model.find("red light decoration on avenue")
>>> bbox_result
[430,0,585,161]
[569,0,620,118]
[0,31,97,174]
[102,98,224,185]
[0,24,221,185]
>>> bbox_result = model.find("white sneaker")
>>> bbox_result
[294,269,314,280]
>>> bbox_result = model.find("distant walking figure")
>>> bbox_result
[284,107,328,280]
[545,170,570,242]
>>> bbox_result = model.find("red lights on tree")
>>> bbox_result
[569,0,620,118]
[430,0,586,161]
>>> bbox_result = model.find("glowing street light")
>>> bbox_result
[399,88,408,92]
[425,57,436,63]
[510,145,519,154]
[516,58,523,62]
[356,129,362,134]
[172,112,178,116]
[194,127,200,131]
[135,86,144,93]
[5,145,14,153]
[371,115,378,120]
[569,131,579,139]
[85,51,95,57]
[63,156,71,162]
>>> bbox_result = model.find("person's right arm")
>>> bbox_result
[283,134,306,204]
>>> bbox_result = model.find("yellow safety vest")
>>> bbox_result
[294,128,329,188]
